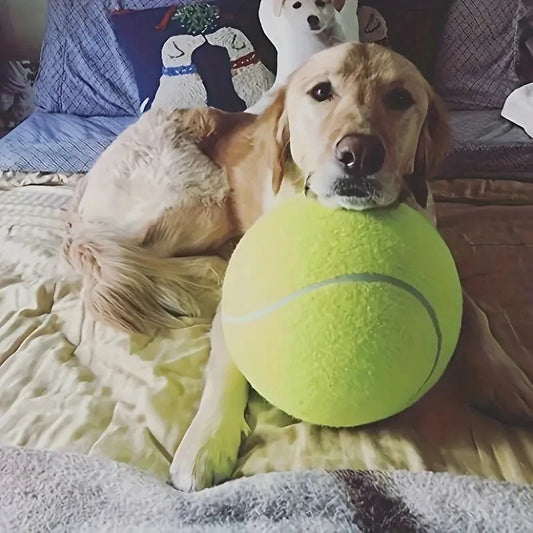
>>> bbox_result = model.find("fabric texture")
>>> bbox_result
[433,176,533,204]
[0,170,82,191]
[34,0,180,117]
[439,108,533,180]
[0,183,225,481]
[111,1,275,113]
[0,446,532,532]
[222,198,461,428]
[4,107,532,177]
[434,0,524,110]
[0,111,135,173]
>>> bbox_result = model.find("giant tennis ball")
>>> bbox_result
[221,196,462,427]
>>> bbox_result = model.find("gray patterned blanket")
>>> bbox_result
[0,446,531,532]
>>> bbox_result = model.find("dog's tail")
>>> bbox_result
[62,226,225,334]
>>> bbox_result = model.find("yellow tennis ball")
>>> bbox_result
[221,197,462,427]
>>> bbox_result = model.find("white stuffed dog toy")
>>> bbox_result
[247,0,359,114]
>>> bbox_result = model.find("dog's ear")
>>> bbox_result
[404,89,450,208]
[273,0,286,16]
[332,0,346,11]
[256,88,290,194]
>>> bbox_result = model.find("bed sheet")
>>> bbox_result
[0,112,135,174]
[440,109,533,181]
[2,109,533,181]
[0,181,224,480]
[0,179,531,485]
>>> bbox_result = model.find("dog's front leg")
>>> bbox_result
[456,291,533,424]
[169,305,250,491]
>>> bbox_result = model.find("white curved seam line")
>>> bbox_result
[224,272,442,392]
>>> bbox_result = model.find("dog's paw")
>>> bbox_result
[457,293,533,425]
[169,415,249,492]
[467,353,533,425]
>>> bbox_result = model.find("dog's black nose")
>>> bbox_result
[307,15,320,29]
[335,134,385,178]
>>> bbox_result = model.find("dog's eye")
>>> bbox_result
[384,88,415,111]
[316,0,326,7]
[293,1,302,8]
[309,81,333,102]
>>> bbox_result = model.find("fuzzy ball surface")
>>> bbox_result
[221,197,462,427]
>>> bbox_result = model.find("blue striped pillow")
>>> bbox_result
[34,0,178,117]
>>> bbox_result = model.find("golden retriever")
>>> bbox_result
[64,43,446,332]
[63,42,533,491]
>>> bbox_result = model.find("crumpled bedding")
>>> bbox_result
[0,178,224,480]
[0,173,532,485]
[0,169,82,190]
[2,446,532,533]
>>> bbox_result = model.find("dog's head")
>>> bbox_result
[271,0,345,34]
[161,35,205,66]
[263,42,450,210]
[205,28,252,60]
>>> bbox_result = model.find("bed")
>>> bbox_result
[0,0,532,528]
[0,108,532,485]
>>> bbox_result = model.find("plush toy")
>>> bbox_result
[0,61,35,134]
[358,6,389,47]
[247,0,359,114]
[221,197,462,427]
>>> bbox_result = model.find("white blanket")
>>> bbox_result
[1,446,531,533]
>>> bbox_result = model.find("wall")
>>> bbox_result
[0,0,47,62]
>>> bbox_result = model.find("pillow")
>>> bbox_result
[0,111,135,173]
[34,0,179,117]
[434,0,525,110]
[359,0,453,83]
[110,1,276,113]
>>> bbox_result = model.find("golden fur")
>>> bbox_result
[62,43,533,492]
